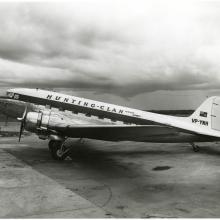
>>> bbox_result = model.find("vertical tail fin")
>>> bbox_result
[188,96,220,131]
[188,96,213,130]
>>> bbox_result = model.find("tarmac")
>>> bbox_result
[1,123,220,217]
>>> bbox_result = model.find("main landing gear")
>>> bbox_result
[48,138,85,160]
[48,139,70,160]
[190,142,200,152]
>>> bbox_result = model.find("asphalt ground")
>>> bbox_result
[0,123,220,217]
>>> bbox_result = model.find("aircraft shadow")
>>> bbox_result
[5,141,220,181]
[5,142,144,179]
[198,146,220,156]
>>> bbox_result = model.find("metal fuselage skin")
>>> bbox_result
[0,97,217,143]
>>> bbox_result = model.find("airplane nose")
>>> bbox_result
[0,97,8,114]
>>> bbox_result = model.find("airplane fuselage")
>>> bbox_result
[0,95,218,144]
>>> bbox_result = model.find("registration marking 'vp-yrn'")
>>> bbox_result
[192,118,208,126]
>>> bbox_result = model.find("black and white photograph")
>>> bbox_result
[0,0,220,218]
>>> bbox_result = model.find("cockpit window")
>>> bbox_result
[6,92,14,98]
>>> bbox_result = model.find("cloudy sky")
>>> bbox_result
[0,0,220,109]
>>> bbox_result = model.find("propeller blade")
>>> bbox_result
[18,106,28,142]
[18,122,23,142]
[23,106,27,119]
[17,106,28,121]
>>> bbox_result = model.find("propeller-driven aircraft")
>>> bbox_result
[0,88,219,160]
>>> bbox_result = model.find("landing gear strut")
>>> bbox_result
[48,140,69,160]
[190,142,200,152]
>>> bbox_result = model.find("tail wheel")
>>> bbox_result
[190,142,200,152]
[193,145,200,152]
[48,140,68,161]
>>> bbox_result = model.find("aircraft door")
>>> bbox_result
[211,97,220,131]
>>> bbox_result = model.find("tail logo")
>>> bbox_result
[200,111,208,117]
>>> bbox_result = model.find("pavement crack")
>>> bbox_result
[100,184,113,208]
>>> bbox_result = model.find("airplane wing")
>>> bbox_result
[37,116,213,144]
[49,124,182,142]
[26,110,193,142]
[46,121,217,143]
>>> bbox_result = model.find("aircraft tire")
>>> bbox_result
[49,140,67,161]
[48,140,54,150]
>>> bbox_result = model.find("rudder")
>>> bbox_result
[210,97,220,131]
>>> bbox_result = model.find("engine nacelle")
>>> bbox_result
[25,111,65,133]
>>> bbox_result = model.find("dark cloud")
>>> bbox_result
[0,0,220,101]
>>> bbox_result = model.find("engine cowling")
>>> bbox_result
[25,111,65,133]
